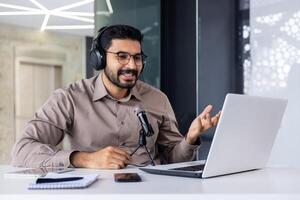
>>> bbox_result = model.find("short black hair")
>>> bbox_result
[96,25,143,51]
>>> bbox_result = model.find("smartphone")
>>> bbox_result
[114,173,142,182]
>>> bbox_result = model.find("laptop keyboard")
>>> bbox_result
[171,164,205,171]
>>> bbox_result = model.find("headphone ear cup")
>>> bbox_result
[89,49,99,70]
[98,48,106,70]
[90,49,106,70]
[90,26,110,71]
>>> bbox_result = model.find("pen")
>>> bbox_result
[36,177,83,184]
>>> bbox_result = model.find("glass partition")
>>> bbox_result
[248,0,300,167]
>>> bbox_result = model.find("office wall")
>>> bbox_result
[249,0,300,167]
[0,23,85,164]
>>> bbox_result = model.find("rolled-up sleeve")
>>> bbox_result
[157,96,200,164]
[11,89,75,168]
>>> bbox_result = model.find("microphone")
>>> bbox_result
[134,106,154,137]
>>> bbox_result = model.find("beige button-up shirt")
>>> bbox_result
[11,73,199,168]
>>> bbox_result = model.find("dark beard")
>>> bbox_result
[104,68,139,89]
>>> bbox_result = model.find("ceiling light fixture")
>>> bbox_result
[96,0,113,15]
[0,0,113,32]
[58,12,94,17]
[0,11,43,16]
[0,3,39,11]
[45,25,95,30]
[51,12,94,23]
[41,14,50,31]
[29,0,48,11]
[52,0,94,12]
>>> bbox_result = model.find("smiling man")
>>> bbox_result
[11,25,221,169]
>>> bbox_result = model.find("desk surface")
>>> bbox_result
[0,165,300,200]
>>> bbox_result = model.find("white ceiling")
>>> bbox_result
[0,0,111,37]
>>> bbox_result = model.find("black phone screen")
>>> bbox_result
[114,173,141,182]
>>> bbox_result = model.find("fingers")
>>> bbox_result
[205,113,213,127]
[112,147,131,160]
[188,105,221,138]
[211,111,221,126]
[111,152,131,165]
[109,157,127,169]
[109,147,131,168]
[108,164,120,169]
[198,105,213,122]
[90,146,131,169]
[199,105,221,128]
[199,104,213,118]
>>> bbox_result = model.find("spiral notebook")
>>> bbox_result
[28,173,99,189]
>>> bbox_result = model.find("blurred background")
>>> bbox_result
[0,0,299,167]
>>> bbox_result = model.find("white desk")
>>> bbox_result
[0,165,300,200]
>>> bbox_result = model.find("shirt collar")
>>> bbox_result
[93,72,142,102]
[130,82,142,101]
[93,72,108,101]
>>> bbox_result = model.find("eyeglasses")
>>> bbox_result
[106,51,147,66]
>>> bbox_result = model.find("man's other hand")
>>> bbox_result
[70,146,131,169]
[186,105,221,145]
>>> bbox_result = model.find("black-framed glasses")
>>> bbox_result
[106,51,147,66]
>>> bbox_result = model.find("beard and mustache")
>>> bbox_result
[104,67,140,89]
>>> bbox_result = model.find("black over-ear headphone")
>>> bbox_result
[90,25,146,71]
[89,26,110,71]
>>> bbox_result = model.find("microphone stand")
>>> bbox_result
[130,128,155,166]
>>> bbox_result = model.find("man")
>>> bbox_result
[11,25,221,169]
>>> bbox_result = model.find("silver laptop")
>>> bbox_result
[139,93,288,178]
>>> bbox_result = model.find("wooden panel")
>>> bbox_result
[15,61,62,139]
